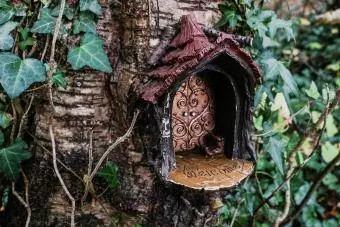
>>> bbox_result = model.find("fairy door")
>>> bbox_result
[172,74,215,152]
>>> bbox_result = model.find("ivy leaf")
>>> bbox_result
[72,12,96,34]
[52,72,67,89]
[0,0,10,8]
[321,142,339,163]
[267,16,294,41]
[18,27,29,40]
[31,8,67,34]
[304,81,320,100]
[0,6,15,25]
[264,58,297,93]
[79,0,102,16]
[264,136,286,175]
[18,37,36,51]
[0,21,18,50]
[0,139,31,181]
[52,2,75,20]
[97,161,119,189]
[325,115,337,137]
[262,34,279,49]
[67,33,112,72]
[0,52,47,98]
[216,10,242,28]
[0,112,12,129]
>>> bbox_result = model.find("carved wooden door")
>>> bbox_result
[172,74,215,152]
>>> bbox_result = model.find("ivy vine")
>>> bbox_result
[0,0,111,182]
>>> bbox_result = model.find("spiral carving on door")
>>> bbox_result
[172,74,215,152]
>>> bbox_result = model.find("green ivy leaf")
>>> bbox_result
[0,112,12,129]
[267,16,294,41]
[72,12,96,34]
[0,139,31,181]
[0,52,47,98]
[0,6,15,25]
[52,72,67,89]
[217,10,242,28]
[18,27,29,40]
[31,8,67,34]
[51,2,75,20]
[97,161,119,189]
[304,81,320,99]
[0,21,18,50]
[262,34,279,49]
[0,0,10,8]
[264,58,297,93]
[325,114,337,137]
[264,136,286,175]
[67,33,112,72]
[18,37,36,51]
[322,173,339,192]
[321,142,339,163]
[79,0,102,16]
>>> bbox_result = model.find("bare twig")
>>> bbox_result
[47,1,75,226]
[10,100,17,143]
[50,125,75,227]
[89,110,139,181]
[230,199,244,227]
[274,174,291,226]
[17,94,34,138]
[81,130,94,205]
[282,152,340,225]
[25,84,48,93]
[27,41,37,58]
[25,130,82,181]
[12,169,31,227]
[82,111,139,203]
[41,35,50,61]
[88,130,94,178]
[253,90,339,218]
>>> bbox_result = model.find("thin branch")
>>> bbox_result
[88,129,94,178]
[47,1,75,226]
[230,199,244,227]
[40,35,50,61]
[274,177,291,226]
[17,94,34,138]
[25,130,82,181]
[82,110,139,204]
[12,169,31,227]
[27,41,37,58]
[49,3,64,64]
[89,110,139,181]
[25,84,48,93]
[81,130,94,205]
[50,125,75,227]
[10,100,17,143]
[253,90,339,217]
[282,152,340,225]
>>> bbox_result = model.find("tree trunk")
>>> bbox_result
[5,1,225,226]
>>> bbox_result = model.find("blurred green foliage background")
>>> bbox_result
[216,0,339,226]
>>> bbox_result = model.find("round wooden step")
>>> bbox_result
[167,153,253,190]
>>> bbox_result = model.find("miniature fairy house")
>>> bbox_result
[135,14,262,190]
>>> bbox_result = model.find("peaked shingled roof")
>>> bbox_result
[138,14,262,103]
